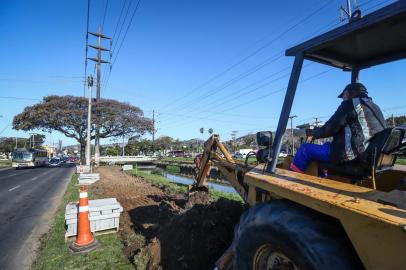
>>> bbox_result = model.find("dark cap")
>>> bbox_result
[338,82,368,98]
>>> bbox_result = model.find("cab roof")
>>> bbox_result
[286,1,406,70]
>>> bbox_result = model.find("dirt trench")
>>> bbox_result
[92,166,244,270]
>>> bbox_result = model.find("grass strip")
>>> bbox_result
[0,160,11,168]
[397,158,406,165]
[32,174,132,270]
[131,169,243,202]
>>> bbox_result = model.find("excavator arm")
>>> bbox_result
[192,134,250,201]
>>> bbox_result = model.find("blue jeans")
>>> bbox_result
[292,142,331,171]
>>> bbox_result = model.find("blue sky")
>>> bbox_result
[0,0,405,147]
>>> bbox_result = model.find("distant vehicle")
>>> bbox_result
[184,152,193,158]
[234,149,256,159]
[279,150,288,158]
[48,158,61,167]
[167,150,185,158]
[12,148,48,169]
[233,152,244,159]
[68,156,78,163]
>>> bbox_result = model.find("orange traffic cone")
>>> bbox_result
[69,186,99,254]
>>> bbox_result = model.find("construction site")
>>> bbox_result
[2,0,406,270]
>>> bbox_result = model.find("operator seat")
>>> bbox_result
[319,127,406,182]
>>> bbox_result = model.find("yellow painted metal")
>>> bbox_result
[194,135,406,269]
[244,165,406,270]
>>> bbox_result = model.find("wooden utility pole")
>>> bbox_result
[288,115,298,155]
[88,27,112,167]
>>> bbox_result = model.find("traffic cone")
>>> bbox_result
[69,186,99,254]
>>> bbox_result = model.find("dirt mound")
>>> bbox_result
[94,166,244,270]
[155,198,244,270]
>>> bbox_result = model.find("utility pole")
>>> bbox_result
[122,136,125,156]
[288,115,298,155]
[340,0,357,21]
[314,117,321,128]
[231,130,238,152]
[87,27,112,167]
[86,75,93,166]
[152,110,155,155]
[15,137,17,149]
[392,114,395,127]
[29,133,35,149]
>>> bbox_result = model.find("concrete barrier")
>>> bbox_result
[78,173,100,185]
[65,198,123,239]
[122,164,133,171]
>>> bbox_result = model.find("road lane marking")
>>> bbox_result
[8,173,17,177]
[8,185,21,191]
[30,176,39,181]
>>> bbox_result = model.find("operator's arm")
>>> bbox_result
[313,101,352,139]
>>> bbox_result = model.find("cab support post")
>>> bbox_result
[351,68,360,83]
[266,53,304,173]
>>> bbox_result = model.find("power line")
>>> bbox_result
[159,0,390,119]
[101,0,109,30]
[159,68,334,129]
[100,0,132,94]
[158,0,391,127]
[111,0,142,67]
[100,0,128,91]
[159,62,312,123]
[158,0,335,112]
[159,53,286,118]
[103,0,142,94]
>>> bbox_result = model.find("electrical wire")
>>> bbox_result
[158,0,335,112]
[103,0,142,95]
[101,0,109,30]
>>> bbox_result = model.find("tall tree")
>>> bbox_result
[13,95,153,162]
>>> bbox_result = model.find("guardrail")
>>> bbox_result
[99,156,157,164]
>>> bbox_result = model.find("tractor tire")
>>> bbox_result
[233,200,364,270]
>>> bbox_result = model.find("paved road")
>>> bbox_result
[0,164,74,270]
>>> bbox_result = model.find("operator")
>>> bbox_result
[289,82,386,173]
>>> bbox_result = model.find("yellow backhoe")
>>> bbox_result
[192,2,406,269]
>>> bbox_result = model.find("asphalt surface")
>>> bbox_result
[0,164,75,270]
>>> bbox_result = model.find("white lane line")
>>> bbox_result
[8,185,21,192]
[8,173,17,177]
[30,176,39,181]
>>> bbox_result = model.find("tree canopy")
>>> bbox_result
[12,95,153,158]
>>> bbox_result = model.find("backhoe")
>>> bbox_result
[193,2,406,269]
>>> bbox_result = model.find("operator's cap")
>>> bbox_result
[338,82,368,98]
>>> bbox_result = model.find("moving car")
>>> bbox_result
[48,158,61,167]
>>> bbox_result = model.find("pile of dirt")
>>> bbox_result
[93,166,244,270]
[154,198,243,270]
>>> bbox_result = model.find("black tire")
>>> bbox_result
[233,200,364,270]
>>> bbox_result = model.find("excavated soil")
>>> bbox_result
[92,166,244,270]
